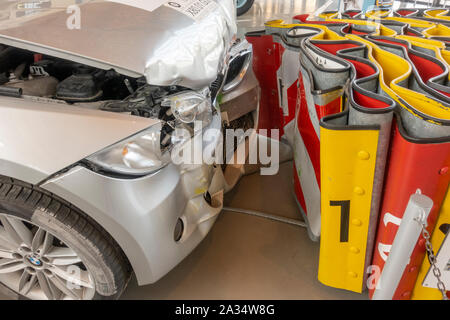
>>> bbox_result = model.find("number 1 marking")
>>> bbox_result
[330,200,350,242]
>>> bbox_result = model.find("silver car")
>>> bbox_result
[0,0,257,299]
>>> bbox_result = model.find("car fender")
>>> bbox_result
[0,96,156,184]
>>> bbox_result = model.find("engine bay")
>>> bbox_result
[0,45,196,107]
[0,46,131,100]
[0,45,206,151]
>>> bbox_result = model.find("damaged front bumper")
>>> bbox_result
[40,114,228,285]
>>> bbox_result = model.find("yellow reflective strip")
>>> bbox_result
[319,126,379,293]
[411,190,450,300]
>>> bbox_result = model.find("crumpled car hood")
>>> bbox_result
[0,0,237,89]
[145,0,237,89]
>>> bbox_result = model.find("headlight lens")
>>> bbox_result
[86,90,214,176]
[163,91,213,127]
[86,123,171,176]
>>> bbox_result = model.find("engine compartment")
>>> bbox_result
[0,45,199,149]
[4,47,144,95]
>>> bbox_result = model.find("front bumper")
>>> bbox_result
[41,115,226,286]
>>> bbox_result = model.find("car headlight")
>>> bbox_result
[86,90,214,176]
[86,123,171,176]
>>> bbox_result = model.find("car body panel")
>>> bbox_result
[0,0,237,89]
[41,114,226,285]
[0,96,156,184]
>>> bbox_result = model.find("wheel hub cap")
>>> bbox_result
[27,256,42,266]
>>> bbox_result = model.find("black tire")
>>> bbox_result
[237,0,254,16]
[0,175,131,300]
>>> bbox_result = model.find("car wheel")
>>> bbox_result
[0,176,131,300]
[236,0,254,16]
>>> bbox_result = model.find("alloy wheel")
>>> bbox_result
[0,213,95,300]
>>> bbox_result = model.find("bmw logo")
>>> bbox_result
[28,256,42,266]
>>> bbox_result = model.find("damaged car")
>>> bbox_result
[0,0,259,299]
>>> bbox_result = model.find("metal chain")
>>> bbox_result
[419,221,448,300]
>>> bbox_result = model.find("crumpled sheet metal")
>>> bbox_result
[144,0,237,89]
[247,13,450,298]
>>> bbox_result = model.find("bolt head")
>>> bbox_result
[357,151,370,160]
[350,247,360,254]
